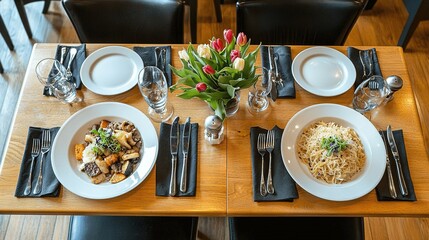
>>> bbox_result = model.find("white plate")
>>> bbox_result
[51,102,158,199]
[281,103,386,201]
[291,46,356,97]
[80,46,143,95]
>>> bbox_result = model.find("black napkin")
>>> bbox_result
[250,126,298,202]
[347,47,382,89]
[260,46,296,100]
[375,130,416,201]
[133,46,172,86]
[15,127,61,197]
[156,121,198,196]
[43,44,86,96]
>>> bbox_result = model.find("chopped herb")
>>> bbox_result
[321,136,348,156]
[91,128,121,154]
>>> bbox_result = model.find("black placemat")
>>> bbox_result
[156,121,198,196]
[376,129,416,201]
[250,126,298,202]
[15,127,61,197]
[43,44,86,96]
[133,46,172,86]
[260,45,296,100]
[347,47,382,89]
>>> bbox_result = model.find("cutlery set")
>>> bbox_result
[257,130,276,196]
[380,125,408,199]
[60,46,78,80]
[359,50,374,79]
[169,116,191,196]
[24,129,51,195]
[268,46,285,101]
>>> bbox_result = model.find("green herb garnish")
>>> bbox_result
[91,128,121,154]
[321,136,348,156]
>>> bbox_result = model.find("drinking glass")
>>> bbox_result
[352,75,390,118]
[247,67,273,114]
[138,66,173,122]
[35,58,82,104]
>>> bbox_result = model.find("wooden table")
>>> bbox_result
[0,44,428,217]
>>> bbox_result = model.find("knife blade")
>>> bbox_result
[386,125,408,196]
[169,116,180,196]
[380,131,397,199]
[268,46,278,101]
[180,117,191,193]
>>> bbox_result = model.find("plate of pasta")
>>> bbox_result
[51,102,158,199]
[281,103,386,201]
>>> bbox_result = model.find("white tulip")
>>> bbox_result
[178,49,189,61]
[197,44,211,59]
[233,58,245,71]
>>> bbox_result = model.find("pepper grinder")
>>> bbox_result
[204,115,224,144]
[385,75,403,102]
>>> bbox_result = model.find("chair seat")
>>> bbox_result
[228,217,364,240]
[68,216,198,240]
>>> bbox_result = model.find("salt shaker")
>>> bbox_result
[204,115,224,144]
[385,75,403,101]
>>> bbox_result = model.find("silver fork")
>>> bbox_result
[33,129,51,195]
[66,48,77,78]
[257,133,267,196]
[266,130,275,194]
[273,54,284,87]
[24,138,41,195]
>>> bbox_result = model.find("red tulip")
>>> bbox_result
[196,82,207,92]
[237,32,247,47]
[230,50,241,63]
[203,65,215,75]
[211,38,224,52]
[223,29,234,44]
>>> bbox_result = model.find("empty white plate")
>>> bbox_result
[291,46,356,97]
[80,46,144,95]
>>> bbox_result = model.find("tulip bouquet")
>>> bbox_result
[170,29,260,120]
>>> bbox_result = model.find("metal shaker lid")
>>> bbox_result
[385,75,403,92]
[205,115,223,132]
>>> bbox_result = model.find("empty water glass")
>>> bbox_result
[35,58,82,104]
[138,66,173,122]
[247,67,273,114]
[352,75,389,118]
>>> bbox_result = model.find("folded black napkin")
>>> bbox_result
[260,45,296,100]
[43,44,86,96]
[250,126,298,202]
[347,47,382,89]
[156,121,198,196]
[133,46,172,86]
[375,129,416,201]
[15,127,61,197]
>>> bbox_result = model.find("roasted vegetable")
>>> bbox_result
[110,173,126,183]
[84,162,102,177]
[122,161,133,176]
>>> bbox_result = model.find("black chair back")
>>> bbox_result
[236,0,367,45]
[62,0,184,43]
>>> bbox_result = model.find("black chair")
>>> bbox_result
[229,217,365,240]
[397,0,429,49]
[236,0,367,45]
[14,0,52,38]
[68,216,198,240]
[62,0,184,43]
[0,60,3,73]
[0,10,14,51]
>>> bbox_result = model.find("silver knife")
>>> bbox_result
[169,116,180,196]
[380,131,397,199]
[268,46,277,101]
[180,117,191,193]
[386,125,408,196]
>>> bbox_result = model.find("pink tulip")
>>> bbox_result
[211,38,224,52]
[230,50,241,63]
[196,82,207,92]
[203,65,215,75]
[223,29,234,44]
[237,32,247,47]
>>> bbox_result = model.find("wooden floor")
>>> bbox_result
[1,0,429,239]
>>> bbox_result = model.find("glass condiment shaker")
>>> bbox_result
[204,115,224,144]
[385,75,403,101]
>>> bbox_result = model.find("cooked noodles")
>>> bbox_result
[297,121,366,184]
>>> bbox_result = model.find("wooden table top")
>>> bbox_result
[0,44,427,216]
